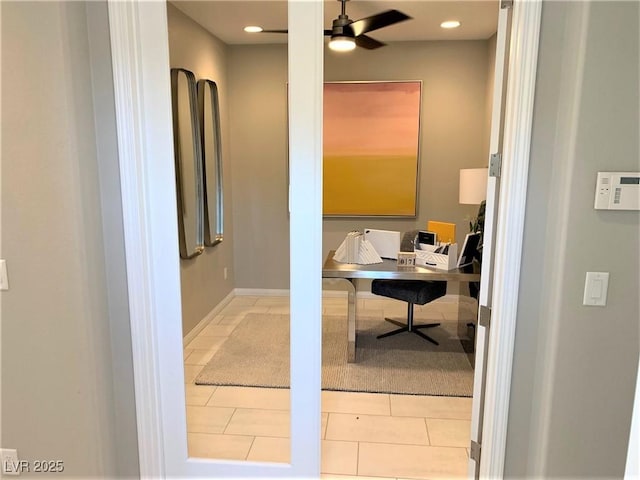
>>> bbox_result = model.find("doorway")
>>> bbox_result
[106,0,544,473]
[171,1,492,476]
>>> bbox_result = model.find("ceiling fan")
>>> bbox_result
[255,0,412,51]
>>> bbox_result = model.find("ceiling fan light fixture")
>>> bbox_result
[244,25,263,33]
[440,20,461,29]
[329,35,356,52]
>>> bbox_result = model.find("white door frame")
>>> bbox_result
[468,2,512,477]
[477,1,542,476]
[107,0,542,477]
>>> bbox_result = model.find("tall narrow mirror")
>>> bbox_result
[170,67,204,259]
[198,79,224,247]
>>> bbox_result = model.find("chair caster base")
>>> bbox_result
[376,318,440,345]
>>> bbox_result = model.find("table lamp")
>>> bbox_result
[459,168,488,205]
[459,167,488,234]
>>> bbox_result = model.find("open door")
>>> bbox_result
[468,1,512,477]
[106,0,324,477]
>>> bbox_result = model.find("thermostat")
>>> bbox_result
[594,172,640,210]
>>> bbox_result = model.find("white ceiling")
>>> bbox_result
[170,1,499,45]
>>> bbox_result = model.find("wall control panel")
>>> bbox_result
[594,172,640,210]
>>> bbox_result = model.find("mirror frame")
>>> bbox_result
[197,79,224,247]
[170,68,204,259]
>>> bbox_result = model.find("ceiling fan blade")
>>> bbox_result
[355,34,385,50]
[324,29,333,36]
[350,10,412,37]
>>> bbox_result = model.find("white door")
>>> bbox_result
[468,2,512,477]
[107,0,324,477]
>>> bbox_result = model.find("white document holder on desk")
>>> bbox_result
[333,231,382,265]
[415,243,458,270]
[363,229,401,260]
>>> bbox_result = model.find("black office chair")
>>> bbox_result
[371,231,447,345]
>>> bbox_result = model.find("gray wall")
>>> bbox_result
[228,41,492,289]
[1,1,137,477]
[505,2,639,478]
[228,45,291,290]
[167,4,236,335]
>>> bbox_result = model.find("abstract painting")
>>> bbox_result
[323,81,421,216]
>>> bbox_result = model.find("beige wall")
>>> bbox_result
[167,4,235,335]
[229,41,491,288]
[324,42,490,262]
[1,1,137,476]
[505,2,639,477]
[228,45,291,290]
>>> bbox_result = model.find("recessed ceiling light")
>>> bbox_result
[244,26,263,33]
[440,20,461,29]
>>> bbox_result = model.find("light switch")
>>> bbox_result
[583,272,609,306]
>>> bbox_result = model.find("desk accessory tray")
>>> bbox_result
[415,243,458,270]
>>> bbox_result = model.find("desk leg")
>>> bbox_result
[455,282,478,368]
[322,278,357,363]
[346,279,357,363]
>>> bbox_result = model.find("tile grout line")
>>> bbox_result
[357,439,471,452]
[424,417,431,446]
[221,407,237,434]
[203,386,217,407]
[244,436,257,461]
[324,412,330,440]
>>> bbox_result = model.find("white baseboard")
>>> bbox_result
[183,290,235,346]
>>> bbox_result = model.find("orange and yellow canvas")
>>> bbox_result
[323,81,421,216]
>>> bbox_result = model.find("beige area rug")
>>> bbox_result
[195,313,473,397]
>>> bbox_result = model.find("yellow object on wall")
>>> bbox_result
[427,221,457,244]
[323,155,417,216]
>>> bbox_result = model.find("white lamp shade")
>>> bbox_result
[459,168,488,204]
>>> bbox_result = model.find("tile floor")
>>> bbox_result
[183,294,476,479]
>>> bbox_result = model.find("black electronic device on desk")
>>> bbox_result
[457,232,482,268]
